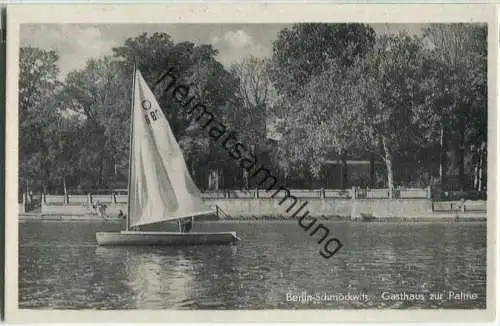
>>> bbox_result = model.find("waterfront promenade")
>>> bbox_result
[19,187,487,221]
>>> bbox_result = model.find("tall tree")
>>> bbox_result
[272,59,359,178]
[422,24,487,190]
[230,57,275,111]
[112,32,240,189]
[271,23,376,99]
[269,23,376,186]
[51,114,85,195]
[354,33,436,190]
[229,57,277,188]
[19,46,63,192]
[274,32,435,190]
[61,56,130,188]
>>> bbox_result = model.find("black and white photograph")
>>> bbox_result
[4,3,496,324]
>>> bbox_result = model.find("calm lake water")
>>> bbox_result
[19,220,486,309]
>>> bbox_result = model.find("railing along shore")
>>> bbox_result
[19,186,487,215]
[33,187,431,205]
[28,186,433,205]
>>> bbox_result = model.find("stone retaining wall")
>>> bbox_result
[40,197,487,218]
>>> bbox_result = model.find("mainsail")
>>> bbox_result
[128,69,213,227]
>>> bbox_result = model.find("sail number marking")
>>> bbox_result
[141,99,159,125]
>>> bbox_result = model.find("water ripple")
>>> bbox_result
[19,220,486,309]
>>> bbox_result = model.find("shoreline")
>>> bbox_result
[31,198,487,221]
[19,213,486,223]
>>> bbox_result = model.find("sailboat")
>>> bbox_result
[96,68,240,246]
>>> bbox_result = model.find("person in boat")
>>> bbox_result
[178,217,193,233]
[184,217,193,232]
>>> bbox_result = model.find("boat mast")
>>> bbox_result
[125,63,137,231]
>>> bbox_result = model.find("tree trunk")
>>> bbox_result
[208,170,212,190]
[63,177,68,204]
[98,156,105,188]
[113,159,117,189]
[369,153,375,188]
[208,169,221,191]
[382,136,394,190]
[473,156,479,190]
[457,108,466,190]
[341,150,348,189]
[458,148,465,190]
[96,129,107,188]
[97,165,103,188]
[473,146,480,191]
[243,170,249,190]
[478,144,485,192]
[216,169,221,191]
[439,125,448,186]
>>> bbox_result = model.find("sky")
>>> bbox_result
[20,23,425,78]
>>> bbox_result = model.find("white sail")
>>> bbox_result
[128,69,213,227]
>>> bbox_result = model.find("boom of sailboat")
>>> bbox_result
[96,68,240,246]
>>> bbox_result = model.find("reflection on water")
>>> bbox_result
[93,245,239,309]
[19,220,487,309]
[96,247,195,309]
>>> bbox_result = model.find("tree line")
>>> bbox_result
[19,24,487,196]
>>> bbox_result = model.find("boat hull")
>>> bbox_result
[96,231,240,246]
